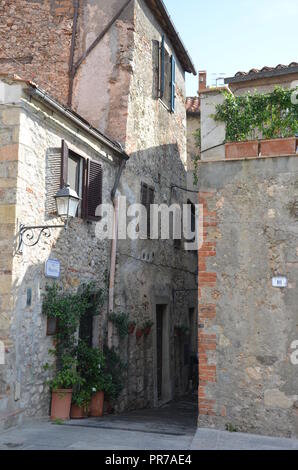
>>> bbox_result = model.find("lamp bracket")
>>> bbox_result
[17,223,66,254]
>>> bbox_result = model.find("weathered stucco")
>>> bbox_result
[198,155,298,438]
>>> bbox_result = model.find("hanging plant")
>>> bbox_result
[108,312,130,339]
[143,320,154,336]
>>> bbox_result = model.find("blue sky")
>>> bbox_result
[164,0,298,96]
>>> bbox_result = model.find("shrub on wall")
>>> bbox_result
[214,86,298,142]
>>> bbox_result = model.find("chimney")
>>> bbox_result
[198,71,207,92]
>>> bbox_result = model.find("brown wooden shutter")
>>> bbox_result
[86,159,103,220]
[46,151,62,215]
[61,140,69,188]
[141,183,154,238]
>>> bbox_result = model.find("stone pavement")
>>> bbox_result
[0,395,298,450]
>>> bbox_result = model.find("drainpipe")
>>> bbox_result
[68,0,79,107]
[108,160,127,348]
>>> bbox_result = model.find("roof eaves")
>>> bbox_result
[225,63,298,84]
[144,0,196,75]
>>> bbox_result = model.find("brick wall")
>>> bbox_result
[198,191,218,418]
[0,0,74,104]
[198,156,298,438]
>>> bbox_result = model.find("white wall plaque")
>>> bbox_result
[272,276,288,288]
[45,259,61,279]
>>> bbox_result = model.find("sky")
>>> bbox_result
[163,0,298,96]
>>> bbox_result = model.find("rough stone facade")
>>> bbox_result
[0,0,74,104]
[0,78,123,428]
[0,0,198,422]
[198,155,298,438]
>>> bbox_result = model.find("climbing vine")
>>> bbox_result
[214,86,298,142]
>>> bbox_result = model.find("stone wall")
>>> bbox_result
[110,0,198,411]
[198,155,298,438]
[0,0,74,104]
[0,80,121,426]
[72,0,135,145]
[0,88,20,428]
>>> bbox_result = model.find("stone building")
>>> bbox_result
[196,63,298,438]
[0,75,128,428]
[0,0,198,426]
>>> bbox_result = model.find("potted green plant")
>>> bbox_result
[108,312,130,338]
[76,340,107,417]
[143,320,154,337]
[47,355,82,421]
[70,386,92,419]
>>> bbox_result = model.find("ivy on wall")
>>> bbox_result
[214,86,298,142]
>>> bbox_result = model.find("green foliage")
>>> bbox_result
[46,354,83,391]
[225,423,238,433]
[192,128,201,186]
[76,340,112,394]
[108,312,130,339]
[72,387,92,409]
[214,86,298,142]
[103,346,127,401]
[143,320,154,329]
[43,282,105,393]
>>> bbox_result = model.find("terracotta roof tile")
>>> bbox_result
[227,62,298,82]
[186,96,200,114]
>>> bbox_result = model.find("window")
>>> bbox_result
[141,182,154,239]
[157,35,176,112]
[46,140,103,220]
[79,308,93,348]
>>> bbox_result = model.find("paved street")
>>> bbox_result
[0,395,298,450]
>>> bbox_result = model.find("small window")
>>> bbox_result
[46,140,103,221]
[157,35,176,112]
[141,182,155,239]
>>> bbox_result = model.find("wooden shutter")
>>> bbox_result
[171,55,176,112]
[160,35,165,98]
[46,151,62,215]
[86,159,103,220]
[61,140,69,188]
[163,50,171,108]
[141,183,154,238]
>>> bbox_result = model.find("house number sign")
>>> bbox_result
[45,259,61,279]
[272,276,288,288]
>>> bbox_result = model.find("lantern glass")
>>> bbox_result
[55,196,69,217]
[68,196,80,218]
[54,184,81,219]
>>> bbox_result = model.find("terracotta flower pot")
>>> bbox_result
[136,328,144,339]
[260,137,297,157]
[50,389,72,421]
[90,391,104,417]
[128,323,136,335]
[70,404,88,419]
[225,141,259,159]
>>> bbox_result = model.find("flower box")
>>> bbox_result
[260,137,297,157]
[225,141,259,159]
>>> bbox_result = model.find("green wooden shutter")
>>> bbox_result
[171,55,176,112]
[160,35,165,98]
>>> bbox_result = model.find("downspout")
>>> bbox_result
[108,159,127,349]
[68,0,79,107]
